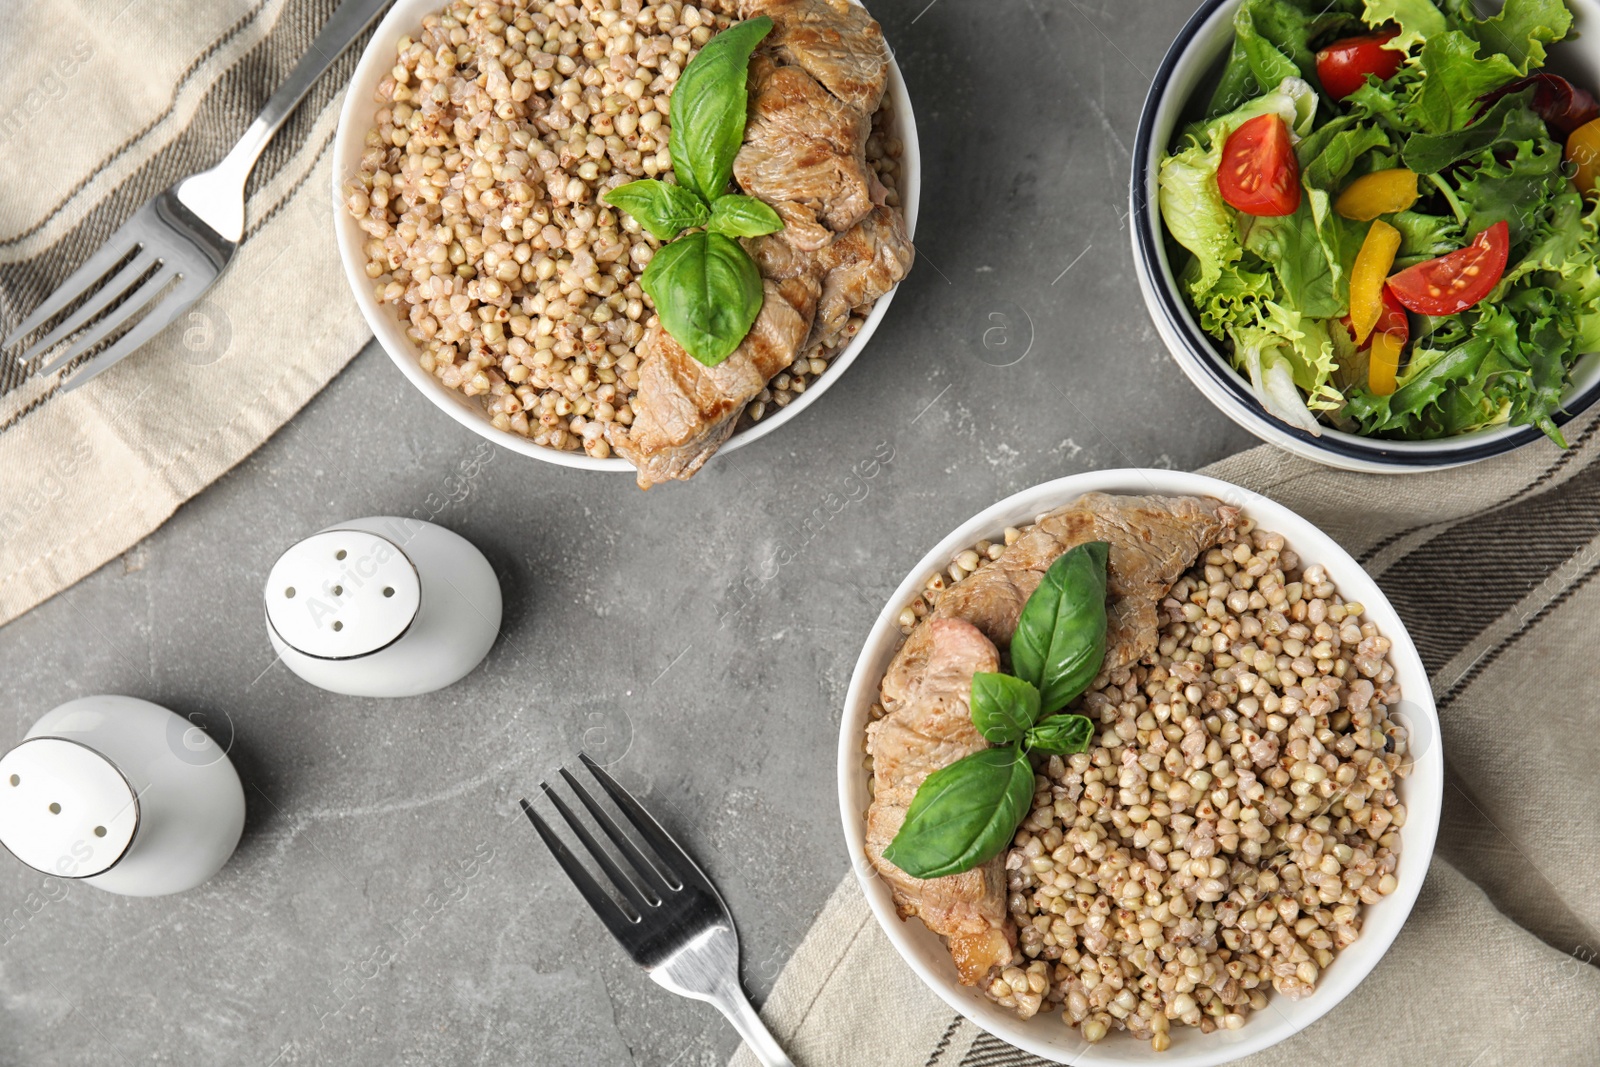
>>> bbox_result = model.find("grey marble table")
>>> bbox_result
[0,1,1257,1064]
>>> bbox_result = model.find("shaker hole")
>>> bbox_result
[48,802,60,814]
[94,826,107,838]
[383,587,394,598]
[8,774,18,786]
[332,621,344,632]
[336,549,347,560]
[285,587,296,598]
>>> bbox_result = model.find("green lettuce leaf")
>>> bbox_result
[1466,0,1573,73]
[1389,209,1462,262]
[1243,198,1358,319]
[1158,135,1240,297]
[1408,31,1523,133]
[1401,89,1544,173]
[1454,134,1568,244]
[1361,0,1448,51]
[1185,257,1275,336]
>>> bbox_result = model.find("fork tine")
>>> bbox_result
[36,267,175,377]
[578,752,702,891]
[58,281,194,393]
[541,781,660,911]
[14,250,161,366]
[5,235,145,350]
[519,797,638,941]
[558,767,675,898]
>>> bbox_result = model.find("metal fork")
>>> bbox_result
[4,0,394,390]
[520,754,795,1067]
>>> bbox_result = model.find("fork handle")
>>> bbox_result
[709,979,795,1067]
[213,0,394,192]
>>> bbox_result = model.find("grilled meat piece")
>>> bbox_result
[614,0,910,486]
[741,0,890,114]
[607,273,819,485]
[747,205,913,351]
[811,205,913,348]
[734,56,875,250]
[884,494,1241,713]
[866,617,1015,986]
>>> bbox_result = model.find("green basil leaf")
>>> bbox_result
[706,194,784,238]
[881,747,1035,879]
[669,15,773,203]
[640,230,763,367]
[1009,542,1109,714]
[1025,714,1096,757]
[602,179,709,241]
[969,673,1042,745]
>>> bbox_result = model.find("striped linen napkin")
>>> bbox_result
[0,0,372,625]
[733,417,1600,1067]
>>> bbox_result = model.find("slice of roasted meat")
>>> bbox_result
[609,274,818,485]
[610,0,911,488]
[734,55,875,251]
[865,617,1016,986]
[741,0,890,114]
[884,494,1242,700]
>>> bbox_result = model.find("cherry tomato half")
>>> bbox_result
[1316,29,1403,101]
[1217,114,1301,217]
[1385,220,1510,316]
[1478,73,1600,138]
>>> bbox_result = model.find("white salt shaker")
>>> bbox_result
[0,695,246,897]
[264,516,502,698]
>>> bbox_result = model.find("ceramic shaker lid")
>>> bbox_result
[0,737,139,878]
[264,529,422,659]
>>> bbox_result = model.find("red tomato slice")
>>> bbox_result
[1478,73,1600,138]
[1217,114,1301,217]
[1386,221,1510,316]
[1316,29,1403,101]
[1340,289,1409,351]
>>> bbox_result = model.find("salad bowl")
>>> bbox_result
[1131,0,1600,472]
[332,0,920,475]
[838,469,1443,1065]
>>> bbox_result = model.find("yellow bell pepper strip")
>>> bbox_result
[1567,118,1600,196]
[1366,287,1409,396]
[1334,169,1419,221]
[1368,330,1402,395]
[1350,219,1402,345]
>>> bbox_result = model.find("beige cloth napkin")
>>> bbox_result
[0,0,373,625]
[734,417,1600,1067]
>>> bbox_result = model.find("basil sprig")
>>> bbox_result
[600,15,782,368]
[883,543,1110,880]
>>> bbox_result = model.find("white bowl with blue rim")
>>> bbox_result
[1129,0,1600,473]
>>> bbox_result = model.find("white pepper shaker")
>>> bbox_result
[264,516,502,698]
[0,695,245,896]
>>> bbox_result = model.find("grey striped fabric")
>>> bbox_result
[732,422,1600,1067]
[0,0,373,622]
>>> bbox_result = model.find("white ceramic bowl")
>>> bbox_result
[332,0,920,473]
[1130,0,1600,472]
[838,469,1443,1066]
